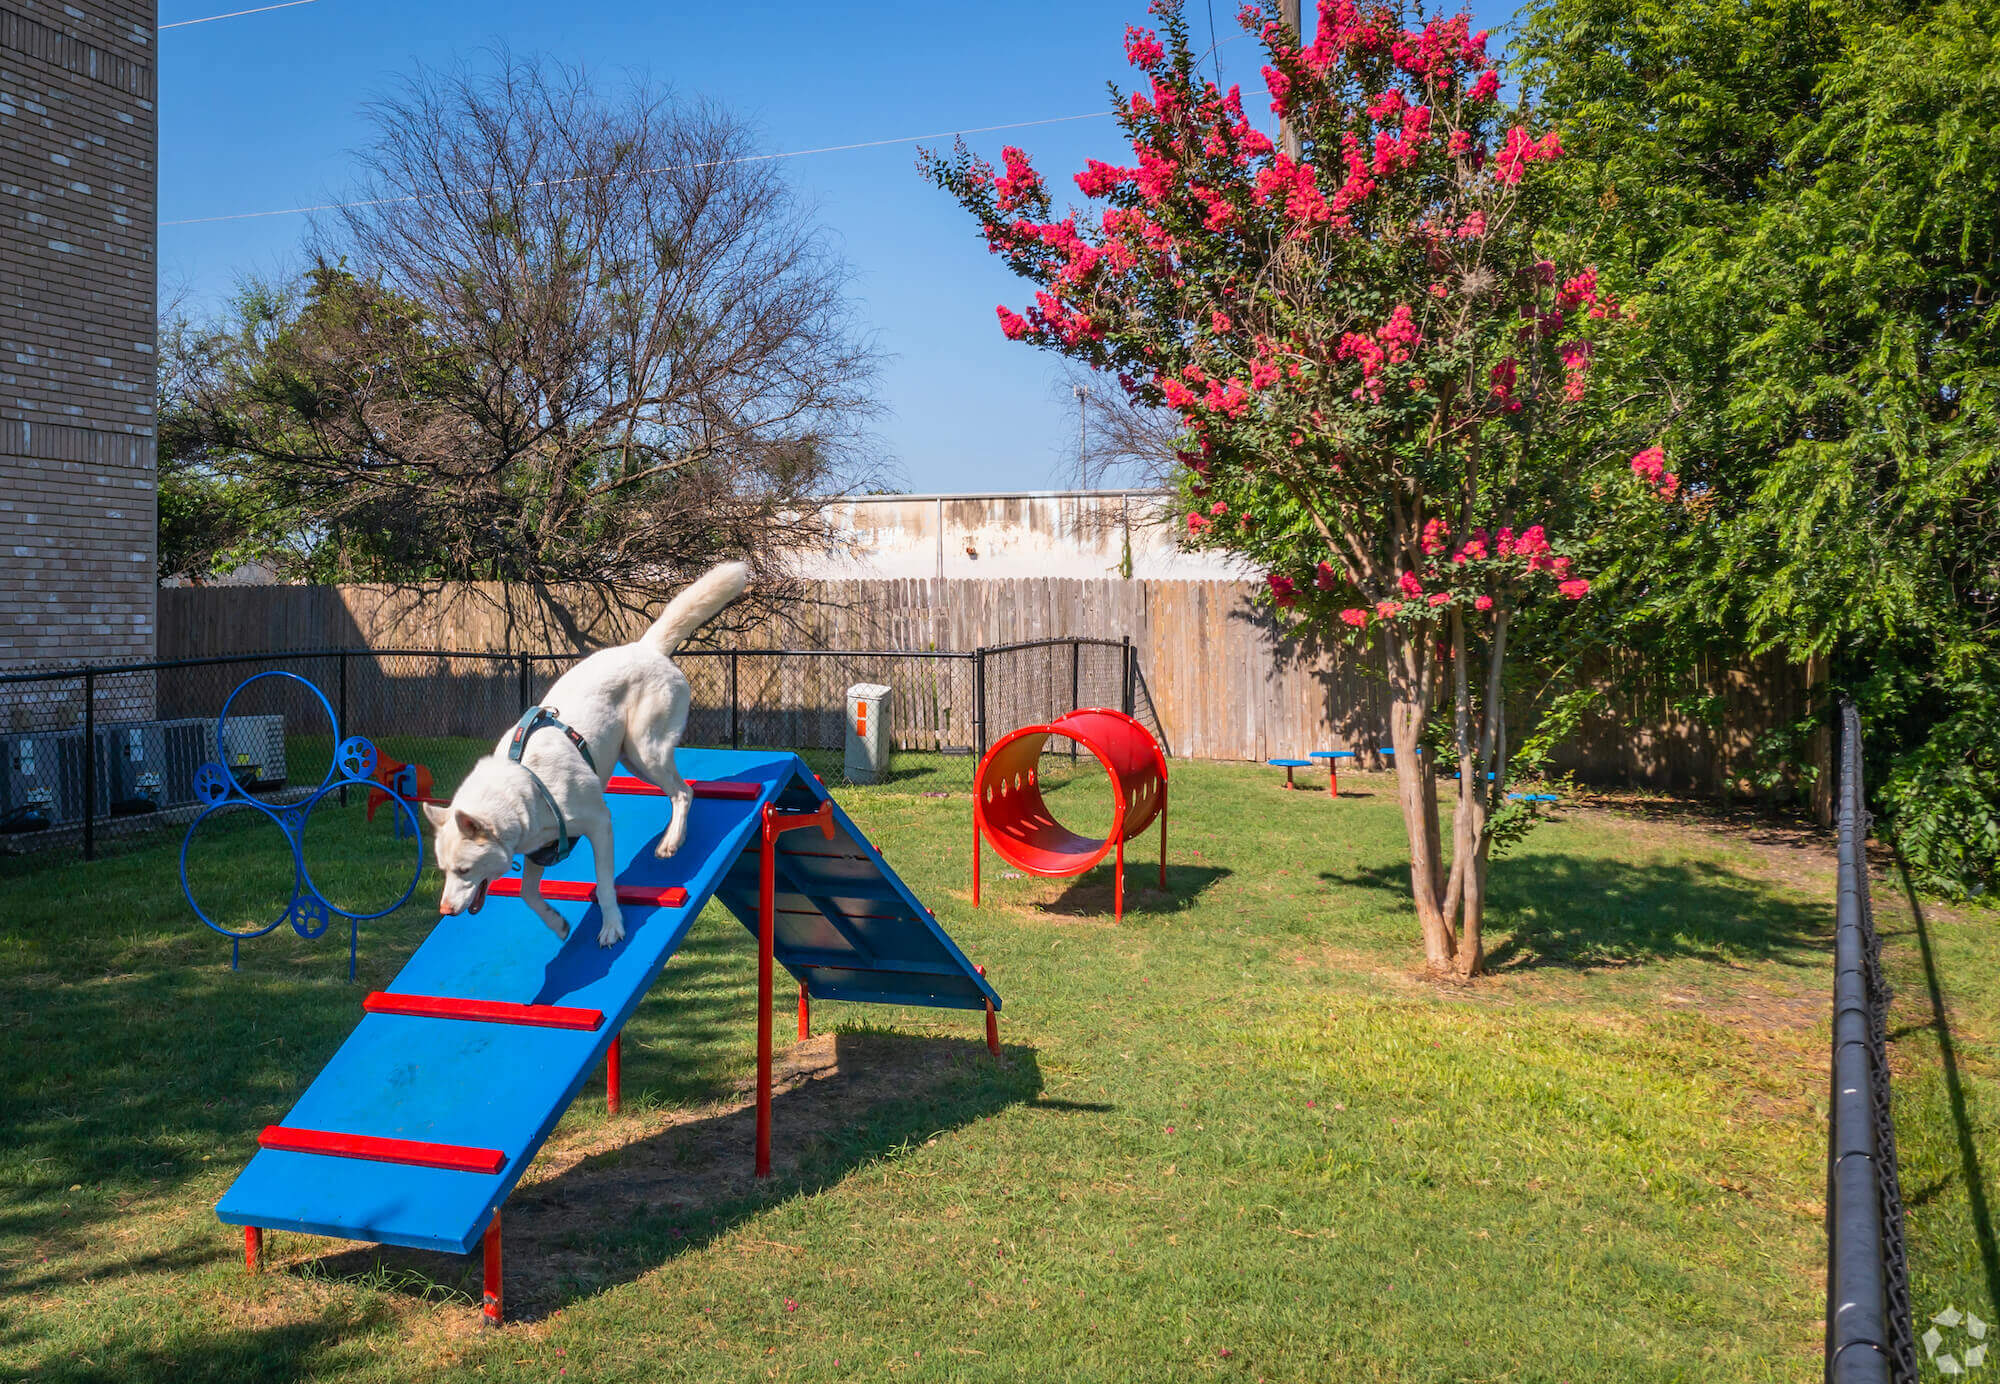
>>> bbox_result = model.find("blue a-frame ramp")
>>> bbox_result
[215,749,1000,1308]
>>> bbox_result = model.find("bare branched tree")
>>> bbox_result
[1053,365,1183,492]
[186,54,883,597]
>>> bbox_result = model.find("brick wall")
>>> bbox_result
[0,0,156,672]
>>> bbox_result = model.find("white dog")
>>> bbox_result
[423,561,750,947]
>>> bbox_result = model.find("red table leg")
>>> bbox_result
[797,980,810,1042]
[243,1225,263,1274]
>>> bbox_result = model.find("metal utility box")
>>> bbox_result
[155,717,216,806]
[0,730,72,832]
[843,683,893,785]
[93,722,168,816]
[221,714,288,791]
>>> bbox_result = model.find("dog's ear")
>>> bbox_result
[454,809,494,841]
[422,802,451,831]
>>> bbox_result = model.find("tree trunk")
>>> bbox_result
[1385,626,1455,971]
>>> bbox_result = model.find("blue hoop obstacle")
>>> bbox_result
[180,671,422,979]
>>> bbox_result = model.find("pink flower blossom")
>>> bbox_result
[1469,70,1499,102]
[995,306,1030,340]
[1630,445,1677,496]
[993,147,1044,212]
[1187,511,1210,535]
[1456,210,1487,240]
[1376,304,1422,364]
[1420,517,1451,555]
[1427,592,1451,607]
[1211,310,1233,334]
[1339,608,1369,627]
[1210,500,1228,517]
[1375,599,1404,618]
[1267,573,1297,607]
[1074,159,1134,197]
[1558,578,1590,600]
[1474,594,1494,611]
[1125,25,1166,68]
[1493,126,1561,184]
[1398,570,1425,598]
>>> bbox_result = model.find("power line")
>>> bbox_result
[160,0,321,30]
[159,110,1117,227]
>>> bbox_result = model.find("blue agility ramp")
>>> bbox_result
[214,749,1000,1323]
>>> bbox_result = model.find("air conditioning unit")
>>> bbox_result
[221,714,288,791]
[93,722,168,816]
[0,730,75,832]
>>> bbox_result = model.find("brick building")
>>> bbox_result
[0,1,157,673]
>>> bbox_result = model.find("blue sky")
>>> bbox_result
[158,0,1512,494]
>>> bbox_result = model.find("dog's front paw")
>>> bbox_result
[597,908,625,948]
[541,911,570,942]
[655,819,688,859]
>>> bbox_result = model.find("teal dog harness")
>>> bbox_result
[507,706,599,866]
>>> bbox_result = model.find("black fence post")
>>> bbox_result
[729,651,741,749]
[1069,640,1081,760]
[518,654,532,714]
[974,648,988,757]
[1121,636,1135,717]
[81,668,96,861]
[337,650,350,806]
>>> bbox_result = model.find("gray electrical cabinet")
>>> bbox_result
[221,714,288,790]
[844,682,893,785]
[0,730,71,832]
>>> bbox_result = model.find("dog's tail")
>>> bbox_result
[642,561,751,655]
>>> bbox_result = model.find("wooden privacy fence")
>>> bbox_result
[160,578,1817,793]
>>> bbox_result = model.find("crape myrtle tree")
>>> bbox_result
[928,0,1652,975]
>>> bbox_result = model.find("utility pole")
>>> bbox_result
[1279,0,1303,161]
[1072,383,1090,490]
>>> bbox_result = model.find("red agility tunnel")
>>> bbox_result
[971,708,1168,922]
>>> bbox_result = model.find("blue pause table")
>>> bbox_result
[214,749,1001,1325]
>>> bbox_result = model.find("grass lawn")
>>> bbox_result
[1,757,1993,1382]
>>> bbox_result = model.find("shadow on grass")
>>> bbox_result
[291,1030,1043,1321]
[1319,852,1830,971]
[1037,864,1231,918]
[1897,855,2000,1312]
[16,1316,360,1384]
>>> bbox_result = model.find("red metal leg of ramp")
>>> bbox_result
[757,801,836,1178]
[606,1034,622,1115]
[482,1214,503,1327]
[243,1225,263,1274]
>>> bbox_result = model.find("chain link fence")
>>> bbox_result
[0,638,1162,861]
[1825,698,1916,1383]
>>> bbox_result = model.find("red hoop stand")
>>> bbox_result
[971,708,1168,922]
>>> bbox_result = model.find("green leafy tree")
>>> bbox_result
[1519,0,2000,894]
[929,0,1642,974]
